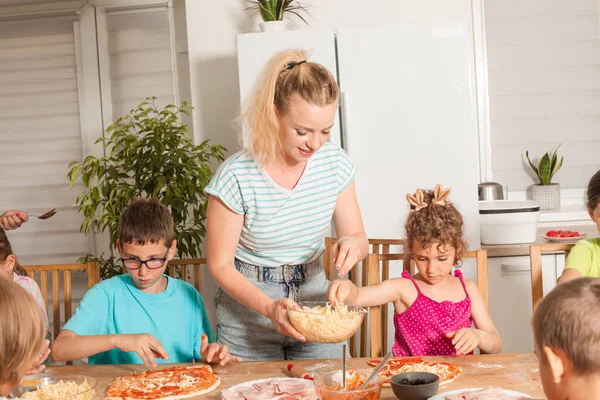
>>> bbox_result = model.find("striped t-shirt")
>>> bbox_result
[205,142,356,267]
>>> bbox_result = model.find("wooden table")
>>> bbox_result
[46,353,545,399]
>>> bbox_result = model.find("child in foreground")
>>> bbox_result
[0,278,46,399]
[533,277,600,400]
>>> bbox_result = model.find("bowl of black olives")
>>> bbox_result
[390,372,440,400]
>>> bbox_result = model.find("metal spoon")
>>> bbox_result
[342,344,347,391]
[361,351,392,389]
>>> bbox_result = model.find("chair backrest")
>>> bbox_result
[323,237,404,357]
[167,258,207,293]
[529,243,574,310]
[22,262,100,341]
[366,249,489,358]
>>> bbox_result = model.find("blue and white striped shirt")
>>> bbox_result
[205,142,356,267]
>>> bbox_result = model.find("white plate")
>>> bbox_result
[542,233,587,242]
[428,387,531,399]
[221,377,315,400]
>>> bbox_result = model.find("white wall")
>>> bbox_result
[184,0,476,330]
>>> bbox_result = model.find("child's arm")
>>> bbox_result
[51,330,169,367]
[199,333,242,365]
[446,280,502,355]
[558,268,583,284]
[327,278,407,307]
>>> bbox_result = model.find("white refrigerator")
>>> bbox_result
[236,21,482,352]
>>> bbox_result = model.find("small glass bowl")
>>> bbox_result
[11,374,98,399]
[313,369,383,400]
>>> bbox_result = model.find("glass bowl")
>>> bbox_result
[287,301,366,343]
[12,374,98,399]
[314,369,383,400]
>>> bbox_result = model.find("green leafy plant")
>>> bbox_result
[246,0,309,24]
[525,144,564,185]
[68,98,226,279]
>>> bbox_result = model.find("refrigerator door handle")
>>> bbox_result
[339,90,350,151]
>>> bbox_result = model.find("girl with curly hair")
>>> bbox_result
[329,184,502,356]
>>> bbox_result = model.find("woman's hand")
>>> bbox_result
[332,236,364,277]
[267,298,306,342]
[327,279,357,305]
[446,328,485,355]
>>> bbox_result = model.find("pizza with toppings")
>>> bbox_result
[105,365,220,400]
[367,357,462,386]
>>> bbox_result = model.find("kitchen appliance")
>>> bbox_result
[479,200,540,245]
[478,182,504,201]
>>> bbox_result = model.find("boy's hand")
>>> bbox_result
[27,339,51,374]
[327,279,356,306]
[0,210,28,231]
[200,334,242,366]
[446,328,484,355]
[115,334,169,367]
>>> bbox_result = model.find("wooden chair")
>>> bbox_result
[167,258,207,293]
[366,249,489,358]
[323,237,404,357]
[22,262,100,342]
[529,243,574,310]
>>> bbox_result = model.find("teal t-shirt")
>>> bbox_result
[63,274,214,364]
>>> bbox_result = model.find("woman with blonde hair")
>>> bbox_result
[0,278,46,398]
[205,49,368,360]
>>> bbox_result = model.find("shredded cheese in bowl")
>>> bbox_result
[288,301,366,343]
[19,375,97,400]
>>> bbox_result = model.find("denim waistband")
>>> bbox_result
[234,258,322,283]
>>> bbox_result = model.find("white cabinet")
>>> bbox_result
[488,255,558,353]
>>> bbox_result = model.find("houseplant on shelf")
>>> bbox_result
[246,0,309,32]
[525,144,563,210]
[67,98,226,279]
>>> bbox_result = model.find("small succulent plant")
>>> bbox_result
[525,144,563,185]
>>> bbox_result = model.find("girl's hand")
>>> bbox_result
[114,334,169,367]
[267,298,306,342]
[0,210,28,231]
[200,333,242,365]
[327,279,356,305]
[332,236,363,277]
[27,339,51,374]
[446,328,484,355]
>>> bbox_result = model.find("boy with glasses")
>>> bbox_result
[52,199,240,366]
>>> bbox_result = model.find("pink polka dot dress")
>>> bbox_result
[392,269,472,356]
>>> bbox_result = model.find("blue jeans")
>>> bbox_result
[215,258,346,361]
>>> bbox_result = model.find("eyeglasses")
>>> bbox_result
[120,249,170,270]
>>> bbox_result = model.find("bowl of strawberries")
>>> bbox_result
[543,230,587,242]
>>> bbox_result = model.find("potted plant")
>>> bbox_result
[246,0,309,32]
[525,144,563,210]
[67,98,226,279]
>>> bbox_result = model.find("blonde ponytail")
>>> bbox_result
[239,49,339,166]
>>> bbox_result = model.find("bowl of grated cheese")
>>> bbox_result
[13,375,97,400]
[288,301,366,343]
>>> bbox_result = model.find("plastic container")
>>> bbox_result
[479,200,540,245]
[314,369,383,400]
[287,301,366,343]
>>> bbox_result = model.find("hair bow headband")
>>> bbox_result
[406,184,451,212]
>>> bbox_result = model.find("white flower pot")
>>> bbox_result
[259,21,292,32]
[531,183,561,210]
